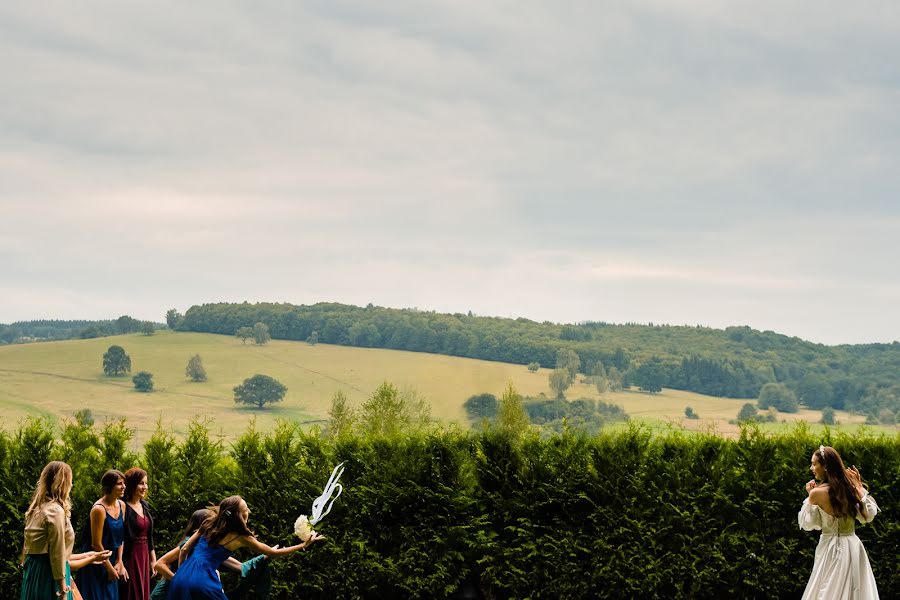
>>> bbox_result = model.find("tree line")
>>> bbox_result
[172,302,900,417]
[0,316,160,343]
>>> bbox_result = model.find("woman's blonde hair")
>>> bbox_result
[25,461,73,518]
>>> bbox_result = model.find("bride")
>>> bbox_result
[799,445,880,599]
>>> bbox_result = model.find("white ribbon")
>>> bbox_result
[310,462,344,525]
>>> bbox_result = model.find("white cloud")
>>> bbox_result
[1,2,898,344]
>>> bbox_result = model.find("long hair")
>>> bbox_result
[819,446,863,519]
[100,469,125,495]
[182,508,213,540]
[199,496,254,546]
[25,461,73,519]
[123,467,147,502]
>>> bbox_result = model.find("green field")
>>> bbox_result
[0,331,875,443]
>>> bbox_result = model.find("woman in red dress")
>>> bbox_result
[120,468,156,600]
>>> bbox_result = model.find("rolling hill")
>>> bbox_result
[0,330,868,443]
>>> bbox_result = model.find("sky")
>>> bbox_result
[1,1,898,345]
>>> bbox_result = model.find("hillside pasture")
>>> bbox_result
[0,331,873,442]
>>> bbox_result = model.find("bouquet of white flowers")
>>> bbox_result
[294,462,345,540]
[294,515,316,542]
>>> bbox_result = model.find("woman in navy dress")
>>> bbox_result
[168,495,323,599]
[77,470,127,600]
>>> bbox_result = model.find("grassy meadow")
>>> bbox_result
[0,330,876,443]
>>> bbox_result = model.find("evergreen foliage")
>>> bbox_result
[1,419,899,598]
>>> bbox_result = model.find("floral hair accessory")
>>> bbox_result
[819,445,826,460]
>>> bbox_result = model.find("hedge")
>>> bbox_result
[1,418,898,599]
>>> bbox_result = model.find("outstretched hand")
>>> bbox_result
[303,533,326,548]
[846,465,864,494]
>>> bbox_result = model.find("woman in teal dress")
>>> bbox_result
[20,461,110,600]
[77,470,127,600]
[168,496,324,599]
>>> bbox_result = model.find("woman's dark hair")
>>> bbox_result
[199,495,254,546]
[819,446,863,519]
[100,469,125,495]
[183,508,213,539]
[122,467,147,502]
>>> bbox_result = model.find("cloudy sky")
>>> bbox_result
[1,1,898,345]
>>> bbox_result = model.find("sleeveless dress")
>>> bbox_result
[167,537,233,600]
[798,491,880,599]
[121,510,151,600]
[77,501,126,600]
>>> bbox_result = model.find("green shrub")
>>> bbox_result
[1,419,898,598]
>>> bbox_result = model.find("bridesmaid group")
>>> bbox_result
[21,461,322,600]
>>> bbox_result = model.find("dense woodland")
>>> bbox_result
[169,302,900,417]
[0,316,157,342]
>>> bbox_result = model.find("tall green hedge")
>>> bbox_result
[1,419,898,599]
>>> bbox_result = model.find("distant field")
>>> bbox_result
[0,331,877,443]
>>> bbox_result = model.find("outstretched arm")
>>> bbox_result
[239,533,324,558]
[69,550,112,571]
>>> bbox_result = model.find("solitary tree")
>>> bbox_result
[235,327,254,344]
[737,403,758,423]
[327,390,354,437]
[464,393,498,421]
[685,406,699,420]
[495,382,531,438]
[358,382,430,437]
[74,408,94,426]
[140,321,155,336]
[527,362,540,373]
[133,371,154,392]
[185,354,207,382]
[757,383,799,413]
[820,407,837,425]
[233,374,287,409]
[253,322,271,345]
[307,331,319,346]
[549,368,571,399]
[102,345,132,376]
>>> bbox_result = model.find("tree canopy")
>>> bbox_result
[233,374,287,408]
[102,345,131,376]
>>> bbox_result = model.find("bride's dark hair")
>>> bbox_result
[200,495,254,546]
[819,446,863,519]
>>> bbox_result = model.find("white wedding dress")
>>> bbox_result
[798,491,880,599]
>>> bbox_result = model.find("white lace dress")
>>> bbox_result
[798,491,880,599]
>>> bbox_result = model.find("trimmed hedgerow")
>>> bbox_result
[1,419,898,599]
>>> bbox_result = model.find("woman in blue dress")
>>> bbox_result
[77,470,127,600]
[168,495,324,599]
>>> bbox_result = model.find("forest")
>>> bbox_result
[169,302,900,417]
